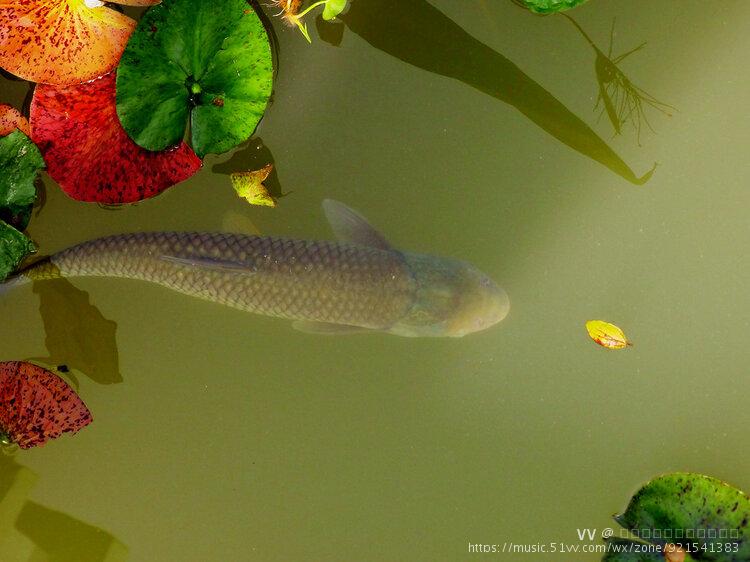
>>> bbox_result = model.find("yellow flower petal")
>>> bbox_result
[230,164,276,208]
[585,320,631,350]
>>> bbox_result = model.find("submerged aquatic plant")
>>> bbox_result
[0,362,92,450]
[31,71,202,204]
[0,0,160,85]
[271,0,348,42]
[563,15,674,145]
[603,473,750,561]
[116,0,274,157]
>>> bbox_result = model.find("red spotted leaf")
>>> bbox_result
[30,71,202,204]
[0,0,160,86]
[0,361,92,449]
[0,104,30,137]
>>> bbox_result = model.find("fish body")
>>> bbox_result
[8,201,510,337]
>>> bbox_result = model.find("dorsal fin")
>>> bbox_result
[322,199,392,250]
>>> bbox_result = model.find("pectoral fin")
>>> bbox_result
[160,255,257,274]
[292,320,371,335]
[322,199,393,250]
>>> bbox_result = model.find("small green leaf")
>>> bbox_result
[116,0,274,158]
[516,0,588,14]
[0,220,35,282]
[0,130,45,228]
[614,473,750,562]
[322,0,348,20]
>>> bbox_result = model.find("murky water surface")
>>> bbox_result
[1,1,749,560]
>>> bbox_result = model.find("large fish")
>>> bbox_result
[4,201,509,337]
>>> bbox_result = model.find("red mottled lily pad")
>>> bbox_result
[31,71,202,204]
[0,361,92,449]
[0,0,160,86]
[0,104,30,136]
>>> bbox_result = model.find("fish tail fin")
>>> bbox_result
[1,257,62,297]
[0,272,31,296]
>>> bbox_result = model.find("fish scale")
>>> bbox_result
[21,231,418,330]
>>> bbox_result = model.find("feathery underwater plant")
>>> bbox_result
[563,15,675,145]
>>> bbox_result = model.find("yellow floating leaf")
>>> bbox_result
[230,164,276,207]
[585,320,632,350]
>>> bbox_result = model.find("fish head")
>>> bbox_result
[392,253,510,337]
[443,260,510,337]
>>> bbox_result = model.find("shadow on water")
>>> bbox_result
[28,274,121,385]
[211,137,285,198]
[562,14,674,145]
[0,455,127,561]
[338,0,656,185]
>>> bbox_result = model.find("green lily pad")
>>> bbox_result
[116,0,273,158]
[516,0,588,14]
[611,473,750,562]
[0,221,35,282]
[0,130,45,230]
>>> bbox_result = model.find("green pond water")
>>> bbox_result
[1,0,750,560]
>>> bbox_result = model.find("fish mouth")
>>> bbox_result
[447,280,510,337]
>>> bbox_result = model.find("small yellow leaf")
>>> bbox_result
[585,320,632,350]
[230,163,276,207]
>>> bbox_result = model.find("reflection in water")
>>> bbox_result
[212,137,285,199]
[30,274,121,385]
[0,455,127,561]
[562,14,674,145]
[340,0,656,184]
[221,210,262,235]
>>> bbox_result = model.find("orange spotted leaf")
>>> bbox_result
[585,320,632,350]
[0,0,161,86]
[0,104,29,137]
[0,361,92,449]
[30,71,202,204]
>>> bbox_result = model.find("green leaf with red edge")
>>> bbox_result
[116,0,273,157]
[30,71,202,204]
[0,0,160,86]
